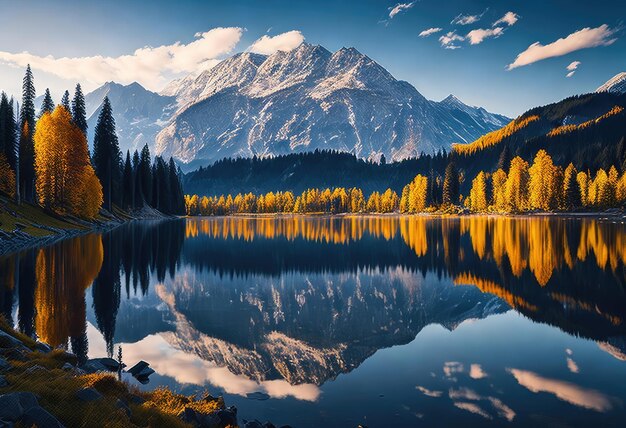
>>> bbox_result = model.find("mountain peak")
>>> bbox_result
[596,72,626,94]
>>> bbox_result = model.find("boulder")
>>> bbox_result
[127,361,150,376]
[80,360,107,373]
[0,357,10,372]
[136,367,155,378]
[0,393,23,421]
[0,331,25,349]
[34,342,52,353]
[16,392,39,410]
[75,388,103,402]
[61,363,74,371]
[24,365,47,375]
[20,406,65,428]
[89,358,124,371]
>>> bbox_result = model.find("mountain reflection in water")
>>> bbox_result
[1,215,625,426]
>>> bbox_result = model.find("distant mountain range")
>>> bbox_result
[73,51,625,169]
[80,44,510,168]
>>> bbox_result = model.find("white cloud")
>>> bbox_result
[567,357,580,372]
[508,368,614,412]
[416,385,443,397]
[507,24,617,70]
[389,2,415,19]
[469,364,488,379]
[567,61,581,71]
[439,31,465,49]
[494,12,519,27]
[466,27,504,45]
[443,361,464,377]
[247,30,305,55]
[0,27,243,91]
[419,27,443,37]
[453,402,492,419]
[451,10,486,26]
[566,61,581,77]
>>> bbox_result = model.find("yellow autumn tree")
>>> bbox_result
[0,154,15,197]
[400,174,428,213]
[468,171,488,212]
[490,169,507,212]
[528,150,559,211]
[505,156,530,212]
[34,106,102,219]
[576,171,590,207]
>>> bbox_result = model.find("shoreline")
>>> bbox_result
[0,204,171,257]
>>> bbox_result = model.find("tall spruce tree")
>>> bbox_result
[92,97,121,211]
[138,144,152,206]
[39,89,54,117]
[19,65,36,202]
[0,93,18,172]
[168,157,184,215]
[442,161,460,206]
[71,84,87,136]
[61,90,71,111]
[132,150,141,208]
[122,151,133,209]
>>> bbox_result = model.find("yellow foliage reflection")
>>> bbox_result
[186,216,626,288]
[34,234,103,346]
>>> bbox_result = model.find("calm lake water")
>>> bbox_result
[1,215,626,427]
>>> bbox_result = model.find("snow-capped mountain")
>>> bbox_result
[155,43,510,165]
[85,82,176,154]
[596,72,626,94]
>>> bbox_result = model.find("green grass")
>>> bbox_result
[0,318,228,427]
[0,195,86,237]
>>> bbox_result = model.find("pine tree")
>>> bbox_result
[497,145,511,171]
[0,93,17,173]
[528,150,559,211]
[71,83,87,136]
[168,157,184,215]
[138,144,152,206]
[61,90,71,111]
[122,151,133,209]
[19,65,36,202]
[39,89,54,117]
[562,163,579,209]
[92,97,121,211]
[132,150,141,208]
[468,171,488,212]
[442,161,460,206]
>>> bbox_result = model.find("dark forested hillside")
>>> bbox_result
[183,92,626,197]
[183,150,450,196]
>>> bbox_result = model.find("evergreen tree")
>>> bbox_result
[562,163,580,209]
[71,83,87,136]
[61,90,71,111]
[497,145,511,171]
[39,89,54,117]
[168,157,184,215]
[0,93,17,172]
[19,65,36,202]
[132,150,141,208]
[92,97,121,211]
[442,162,460,206]
[138,144,152,205]
[122,151,133,209]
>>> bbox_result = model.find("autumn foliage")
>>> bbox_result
[34,106,102,218]
[0,153,15,197]
[452,115,540,155]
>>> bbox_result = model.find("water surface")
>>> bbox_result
[1,215,626,427]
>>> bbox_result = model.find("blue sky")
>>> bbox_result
[0,0,623,116]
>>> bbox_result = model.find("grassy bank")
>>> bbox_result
[0,318,233,427]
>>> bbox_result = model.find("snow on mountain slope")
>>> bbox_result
[85,82,176,154]
[596,72,626,94]
[156,43,510,165]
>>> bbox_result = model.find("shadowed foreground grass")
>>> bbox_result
[0,318,229,427]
